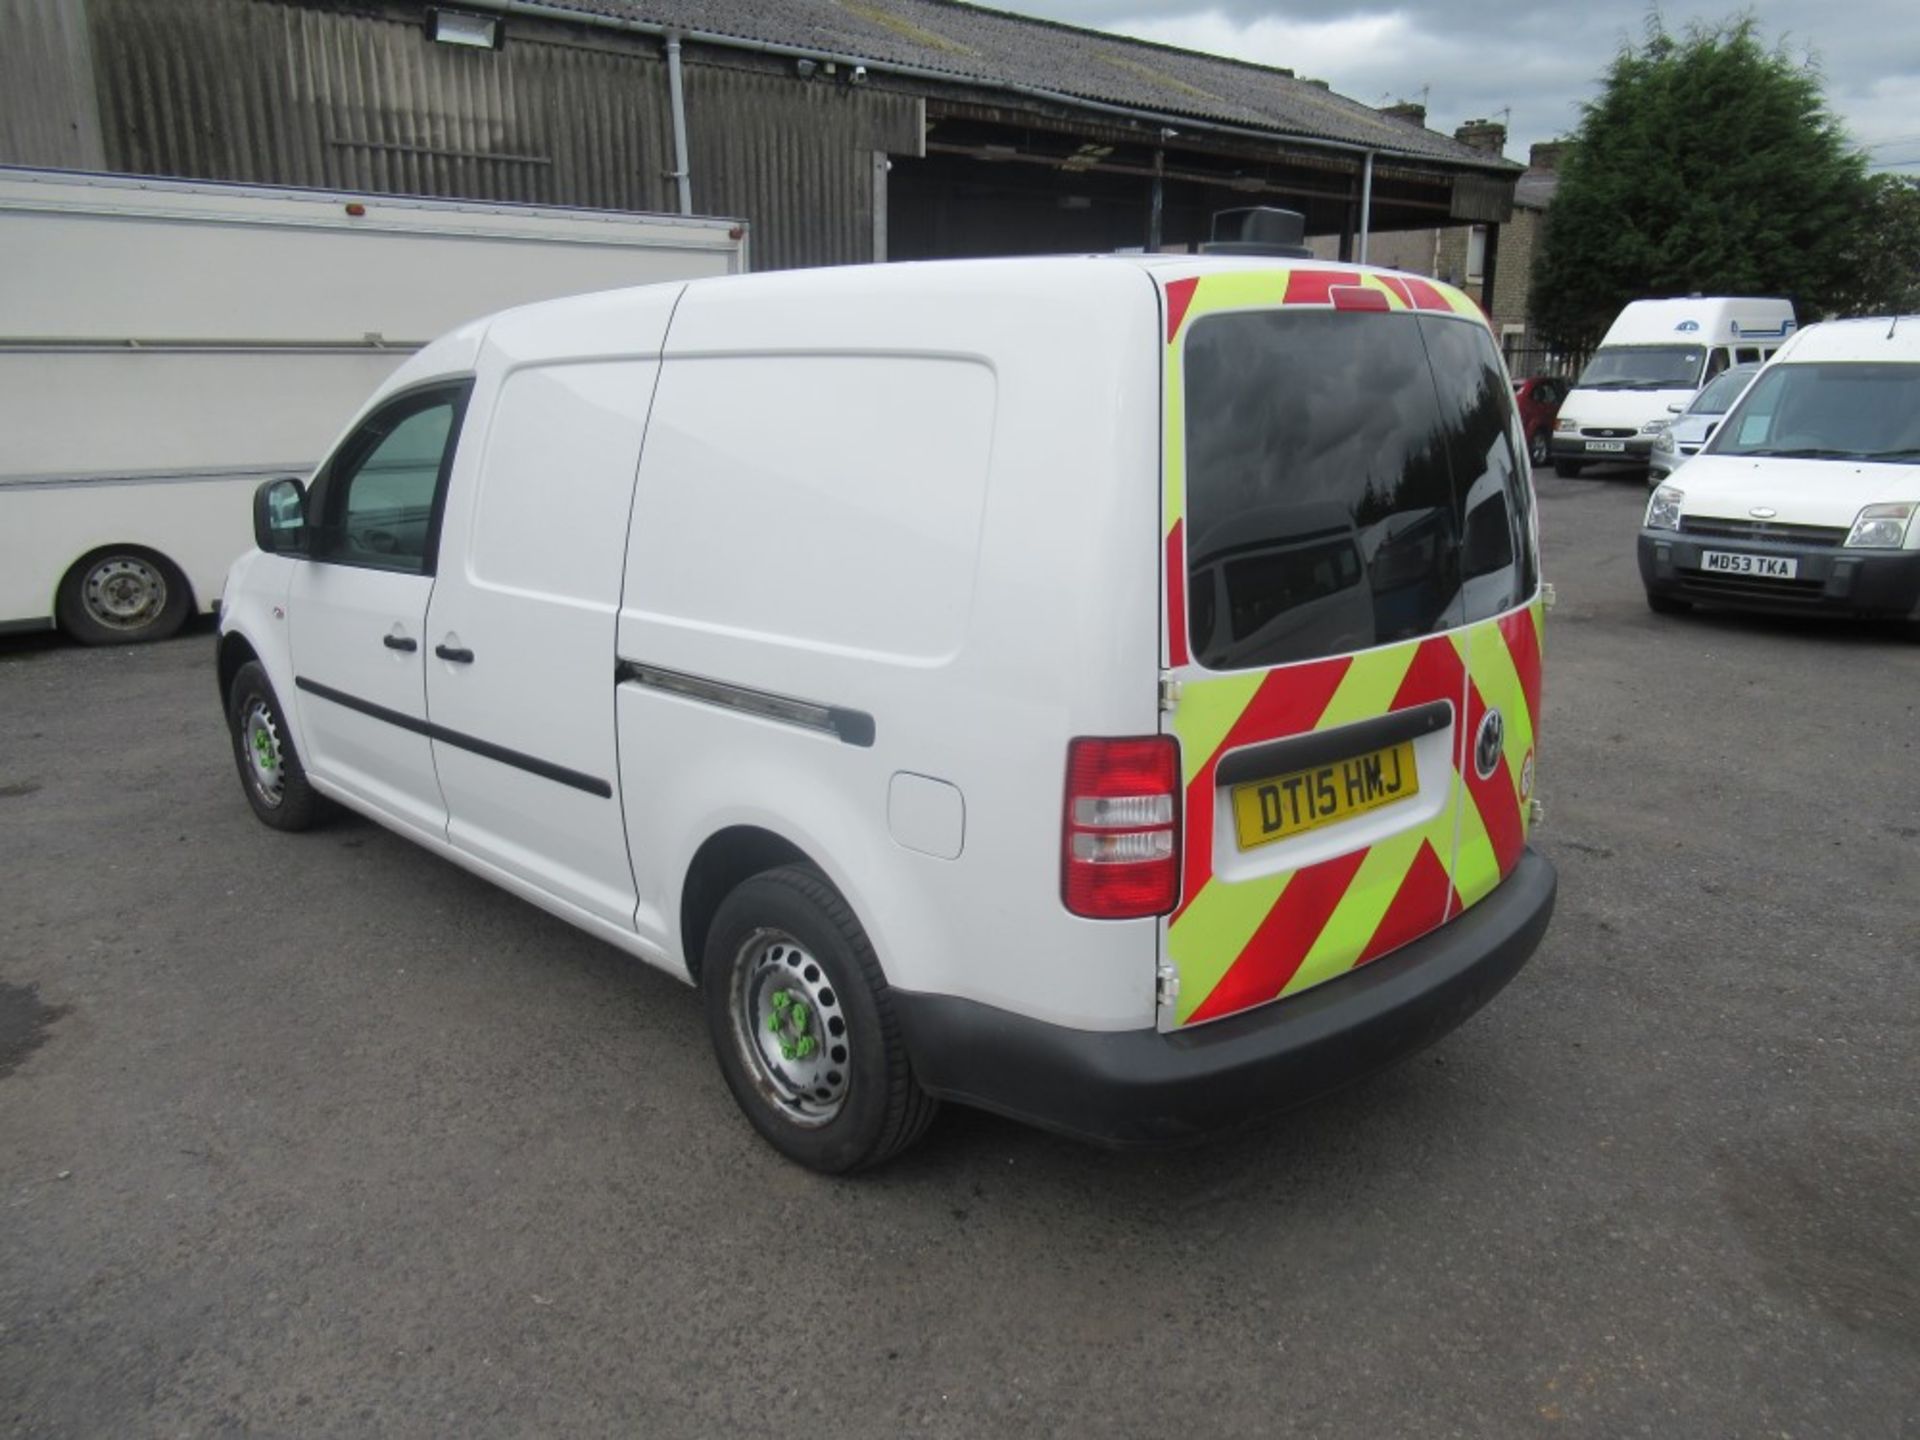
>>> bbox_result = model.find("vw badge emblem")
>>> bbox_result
[1749,506,1777,519]
[1475,708,1505,780]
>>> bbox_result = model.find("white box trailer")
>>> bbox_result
[0,167,747,643]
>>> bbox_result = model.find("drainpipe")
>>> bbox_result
[1358,150,1374,264]
[1149,147,1164,251]
[666,33,692,215]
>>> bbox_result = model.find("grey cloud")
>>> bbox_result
[997,0,1920,161]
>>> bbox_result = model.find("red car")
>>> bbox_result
[1512,376,1567,466]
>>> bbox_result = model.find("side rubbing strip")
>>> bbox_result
[294,676,613,798]
[616,661,875,748]
[1214,699,1453,788]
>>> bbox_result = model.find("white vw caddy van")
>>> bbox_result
[217,256,1557,1172]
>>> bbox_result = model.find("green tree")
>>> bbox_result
[1834,174,1920,315]
[1530,16,1872,353]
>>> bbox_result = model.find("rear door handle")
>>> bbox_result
[383,634,418,652]
[435,644,475,664]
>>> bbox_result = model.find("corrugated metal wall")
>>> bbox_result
[0,0,107,169]
[685,63,920,270]
[85,0,678,215]
[2,0,923,269]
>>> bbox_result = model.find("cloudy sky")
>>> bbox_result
[1000,0,1920,172]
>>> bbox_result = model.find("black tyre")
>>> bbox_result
[1552,458,1585,479]
[1646,591,1692,616]
[56,547,192,646]
[703,865,936,1172]
[226,660,324,831]
[1528,429,1549,465]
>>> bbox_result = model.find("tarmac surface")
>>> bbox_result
[2,471,1916,1437]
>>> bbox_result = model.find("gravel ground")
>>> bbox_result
[2,471,1916,1438]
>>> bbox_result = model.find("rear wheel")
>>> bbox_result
[1528,429,1549,465]
[227,660,324,831]
[703,864,936,1172]
[1552,458,1585,479]
[1646,591,1692,616]
[56,547,191,645]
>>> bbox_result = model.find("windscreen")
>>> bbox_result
[1707,362,1920,462]
[1184,309,1536,671]
[1689,365,1759,414]
[1577,345,1705,390]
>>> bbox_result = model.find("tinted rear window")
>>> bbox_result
[1183,309,1535,671]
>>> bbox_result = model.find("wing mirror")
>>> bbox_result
[1667,403,1686,414]
[253,477,309,555]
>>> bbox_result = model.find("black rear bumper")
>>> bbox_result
[893,849,1556,1147]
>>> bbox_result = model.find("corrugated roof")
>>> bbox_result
[517,0,1520,171]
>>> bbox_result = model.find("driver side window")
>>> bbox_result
[315,386,468,573]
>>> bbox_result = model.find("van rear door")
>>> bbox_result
[1156,269,1539,1029]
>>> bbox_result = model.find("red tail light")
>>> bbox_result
[1062,735,1182,919]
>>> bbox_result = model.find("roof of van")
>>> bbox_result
[1774,315,1920,364]
[655,253,1490,321]
[1600,296,1796,348]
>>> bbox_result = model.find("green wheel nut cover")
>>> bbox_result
[795,1036,816,1059]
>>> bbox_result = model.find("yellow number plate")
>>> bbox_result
[1230,740,1419,850]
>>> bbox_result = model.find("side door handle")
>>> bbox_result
[435,643,475,664]
[383,634,418,652]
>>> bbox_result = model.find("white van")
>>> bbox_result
[215,256,1557,1171]
[1551,296,1795,477]
[1641,316,1920,624]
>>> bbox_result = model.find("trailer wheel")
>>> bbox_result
[703,865,936,1173]
[56,547,192,645]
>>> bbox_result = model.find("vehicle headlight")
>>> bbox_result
[1646,485,1684,531]
[1554,417,1577,433]
[1845,502,1915,549]
[1652,430,1676,454]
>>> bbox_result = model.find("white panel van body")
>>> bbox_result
[1551,296,1795,476]
[217,257,1558,1170]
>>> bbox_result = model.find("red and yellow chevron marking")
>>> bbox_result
[1157,266,1539,1028]
[1167,602,1543,1027]
[1169,633,1465,1025]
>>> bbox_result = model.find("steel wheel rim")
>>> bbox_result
[82,556,168,631]
[242,698,285,806]
[729,928,850,1127]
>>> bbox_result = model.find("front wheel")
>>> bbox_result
[56,547,191,645]
[703,865,936,1172]
[227,660,324,831]
[1529,429,1549,465]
